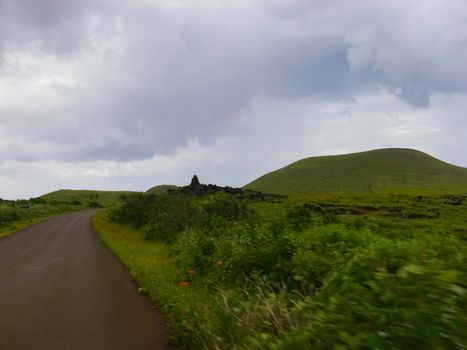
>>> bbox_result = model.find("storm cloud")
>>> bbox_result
[0,0,466,198]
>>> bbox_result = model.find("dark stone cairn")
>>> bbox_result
[174,175,285,201]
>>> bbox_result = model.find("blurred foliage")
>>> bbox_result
[106,190,467,349]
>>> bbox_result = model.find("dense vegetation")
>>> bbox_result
[244,148,467,195]
[100,184,467,349]
[0,197,82,239]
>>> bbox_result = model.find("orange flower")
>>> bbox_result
[179,281,190,286]
[187,269,195,275]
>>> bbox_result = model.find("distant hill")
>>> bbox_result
[42,189,138,207]
[244,148,467,196]
[145,185,179,194]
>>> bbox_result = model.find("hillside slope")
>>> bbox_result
[146,185,179,194]
[42,189,137,207]
[244,148,467,196]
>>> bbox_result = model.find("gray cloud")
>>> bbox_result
[0,0,466,197]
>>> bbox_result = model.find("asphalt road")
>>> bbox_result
[0,210,170,350]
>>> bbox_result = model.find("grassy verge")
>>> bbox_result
[1,215,55,239]
[0,205,81,240]
[92,212,305,349]
[92,211,213,348]
[92,210,297,349]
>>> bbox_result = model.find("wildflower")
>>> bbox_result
[187,269,195,276]
[179,281,190,286]
[215,260,224,267]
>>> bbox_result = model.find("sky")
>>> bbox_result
[0,0,466,199]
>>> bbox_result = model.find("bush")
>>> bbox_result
[143,195,200,242]
[109,192,201,242]
[286,205,314,230]
[0,208,22,226]
[109,193,155,228]
[203,193,252,221]
[305,235,467,349]
[29,197,48,205]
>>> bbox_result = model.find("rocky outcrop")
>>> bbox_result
[172,175,285,200]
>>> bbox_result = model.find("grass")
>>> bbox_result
[1,214,57,239]
[0,204,79,239]
[42,189,138,207]
[146,185,179,194]
[92,212,211,348]
[244,148,467,195]
[93,210,309,349]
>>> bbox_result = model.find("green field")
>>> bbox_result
[244,148,467,196]
[42,189,138,207]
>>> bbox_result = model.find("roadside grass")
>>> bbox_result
[1,215,53,239]
[0,204,79,240]
[92,211,208,348]
[92,210,310,349]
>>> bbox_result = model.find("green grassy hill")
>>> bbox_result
[146,184,179,194]
[42,189,138,207]
[244,148,467,196]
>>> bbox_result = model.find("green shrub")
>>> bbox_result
[306,235,467,349]
[108,193,152,227]
[29,197,48,205]
[286,205,314,230]
[292,225,375,291]
[110,193,200,242]
[203,193,254,222]
[0,208,23,226]
[143,195,200,242]
[106,191,467,349]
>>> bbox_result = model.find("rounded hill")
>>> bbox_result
[42,189,137,207]
[244,148,467,196]
[145,185,179,194]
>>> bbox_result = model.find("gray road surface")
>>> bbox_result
[0,210,170,350]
